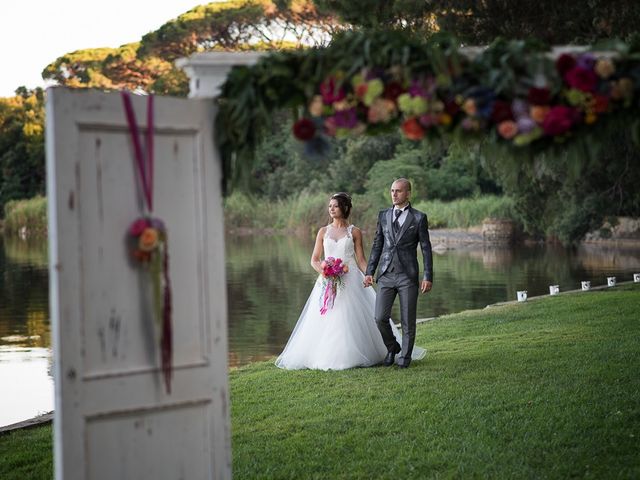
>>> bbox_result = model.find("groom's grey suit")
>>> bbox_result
[366,204,433,366]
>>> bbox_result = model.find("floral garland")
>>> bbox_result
[215,31,640,191]
[292,49,638,148]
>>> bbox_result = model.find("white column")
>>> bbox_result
[175,52,265,98]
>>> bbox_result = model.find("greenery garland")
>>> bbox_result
[216,30,640,192]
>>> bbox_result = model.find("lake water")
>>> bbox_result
[1,233,639,426]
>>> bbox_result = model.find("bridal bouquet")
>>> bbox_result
[319,257,349,315]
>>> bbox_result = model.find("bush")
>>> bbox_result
[3,196,47,237]
[414,195,516,229]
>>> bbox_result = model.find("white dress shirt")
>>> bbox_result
[393,205,409,227]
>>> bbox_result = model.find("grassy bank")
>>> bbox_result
[2,284,639,478]
[2,196,47,237]
[224,192,516,232]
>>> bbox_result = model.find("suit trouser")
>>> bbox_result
[374,271,418,365]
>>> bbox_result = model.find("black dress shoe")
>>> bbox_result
[383,344,401,366]
[397,363,410,369]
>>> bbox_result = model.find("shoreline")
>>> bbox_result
[6,280,637,433]
[226,225,640,248]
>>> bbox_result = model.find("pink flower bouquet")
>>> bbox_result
[319,257,349,315]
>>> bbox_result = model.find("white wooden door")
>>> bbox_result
[46,87,231,479]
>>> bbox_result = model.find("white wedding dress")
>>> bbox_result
[275,224,426,370]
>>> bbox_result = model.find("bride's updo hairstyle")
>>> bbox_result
[331,192,352,219]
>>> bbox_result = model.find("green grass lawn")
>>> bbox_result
[2,284,639,479]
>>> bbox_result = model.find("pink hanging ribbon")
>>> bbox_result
[121,91,154,212]
[320,280,336,315]
[122,91,173,394]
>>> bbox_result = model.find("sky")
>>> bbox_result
[0,0,206,97]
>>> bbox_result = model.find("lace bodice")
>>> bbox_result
[323,224,355,263]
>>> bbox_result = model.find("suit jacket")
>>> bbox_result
[366,205,433,283]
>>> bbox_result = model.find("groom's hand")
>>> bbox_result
[421,280,432,294]
[363,275,374,287]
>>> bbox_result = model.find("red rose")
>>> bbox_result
[444,99,460,116]
[556,54,576,76]
[564,67,598,92]
[355,83,368,99]
[592,94,609,113]
[292,118,316,141]
[383,82,404,101]
[542,106,578,136]
[491,100,514,123]
[401,117,425,140]
[527,87,551,105]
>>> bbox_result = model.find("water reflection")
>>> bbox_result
[1,233,639,425]
[0,236,51,426]
[225,235,640,366]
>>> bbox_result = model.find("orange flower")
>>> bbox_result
[342,264,349,273]
[401,117,425,140]
[585,112,597,124]
[497,120,518,139]
[530,105,550,124]
[308,95,324,117]
[139,227,159,252]
[462,98,477,116]
[439,113,452,126]
[610,78,634,101]
[594,58,615,79]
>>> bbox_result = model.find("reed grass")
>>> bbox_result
[3,196,47,237]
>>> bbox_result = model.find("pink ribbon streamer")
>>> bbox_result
[121,91,154,212]
[320,280,336,315]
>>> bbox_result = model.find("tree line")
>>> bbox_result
[1,0,639,244]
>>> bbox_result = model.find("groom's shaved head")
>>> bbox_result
[393,178,412,191]
[391,178,411,207]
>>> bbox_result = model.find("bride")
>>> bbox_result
[275,192,425,370]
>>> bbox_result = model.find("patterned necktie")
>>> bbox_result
[393,209,402,234]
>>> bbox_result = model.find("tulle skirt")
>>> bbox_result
[275,265,426,370]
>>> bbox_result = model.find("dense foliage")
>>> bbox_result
[313,0,640,44]
[1,1,639,244]
[0,89,45,217]
[41,0,339,96]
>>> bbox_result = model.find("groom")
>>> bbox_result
[364,178,433,368]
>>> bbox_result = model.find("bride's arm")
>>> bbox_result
[310,227,326,275]
[352,227,368,274]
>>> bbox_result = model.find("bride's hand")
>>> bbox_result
[363,275,374,287]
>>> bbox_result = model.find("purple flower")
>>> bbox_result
[150,217,166,232]
[408,80,429,98]
[516,117,536,134]
[576,53,596,70]
[511,99,529,119]
[334,108,358,129]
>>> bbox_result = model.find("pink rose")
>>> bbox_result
[129,218,149,237]
[542,106,578,136]
[564,67,598,92]
[497,120,518,139]
[320,77,345,105]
